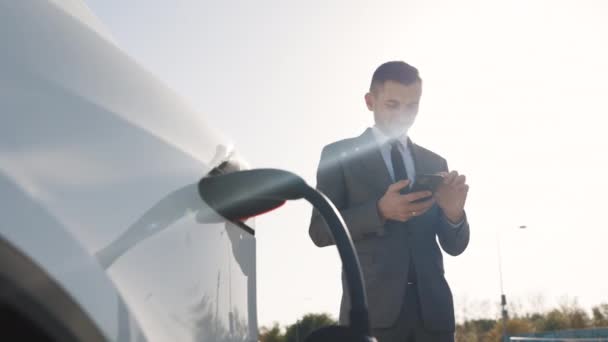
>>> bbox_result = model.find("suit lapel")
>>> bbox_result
[352,128,393,193]
[350,129,434,193]
[409,141,433,176]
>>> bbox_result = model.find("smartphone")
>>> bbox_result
[410,174,444,202]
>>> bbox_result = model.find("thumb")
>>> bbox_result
[389,179,410,192]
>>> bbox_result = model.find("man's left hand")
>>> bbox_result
[435,171,469,224]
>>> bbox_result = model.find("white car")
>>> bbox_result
[1,2,375,342]
[1,1,257,341]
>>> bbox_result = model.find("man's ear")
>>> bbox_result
[364,92,374,111]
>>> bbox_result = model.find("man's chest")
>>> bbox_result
[339,148,443,204]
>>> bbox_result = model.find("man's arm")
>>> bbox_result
[435,159,470,256]
[437,213,470,256]
[308,146,386,247]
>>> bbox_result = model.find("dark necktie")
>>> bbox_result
[390,140,409,193]
[389,140,417,284]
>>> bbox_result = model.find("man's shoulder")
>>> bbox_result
[322,135,362,154]
[316,132,369,169]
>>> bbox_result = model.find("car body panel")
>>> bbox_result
[0,1,257,341]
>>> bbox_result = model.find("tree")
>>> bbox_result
[283,313,336,342]
[259,323,285,342]
[568,308,590,329]
[486,318,535,342]
[456,319,497,342]
[592,303,608,327]
[259,303,608,342]
[539,309,570,332]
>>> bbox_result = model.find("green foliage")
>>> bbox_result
[456,301,608,342]
[259,323,285,342]
[539,309,571,331]
[264,303,608,342]
[456,319,497,342]
[284,313,336,342]
[484,318,536,342]
[259,313,336,342]
[592,303,608,327]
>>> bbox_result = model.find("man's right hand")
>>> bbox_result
[377,180,435,222]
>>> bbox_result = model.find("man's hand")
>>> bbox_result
[377,180,435,222]
[435,171,469,224]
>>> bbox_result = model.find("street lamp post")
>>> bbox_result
[497,225,527,342]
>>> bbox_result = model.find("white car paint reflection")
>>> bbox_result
[1,1,257,341]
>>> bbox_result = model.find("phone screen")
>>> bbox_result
[411,174,443,194]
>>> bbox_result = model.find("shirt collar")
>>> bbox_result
[371,126,408,150]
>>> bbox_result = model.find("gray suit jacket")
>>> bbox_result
[309,128,470,332]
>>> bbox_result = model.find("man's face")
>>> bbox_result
[365,80,422,138]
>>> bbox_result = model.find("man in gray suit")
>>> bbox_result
[309,61,470,342]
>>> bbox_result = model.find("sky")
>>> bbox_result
[86,0,608,328]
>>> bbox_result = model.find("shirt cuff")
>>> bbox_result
[442,212,465,228]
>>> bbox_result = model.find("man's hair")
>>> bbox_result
[369,61,421,93]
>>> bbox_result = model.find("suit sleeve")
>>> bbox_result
[309,146,386,247]
[436,158,470,256]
